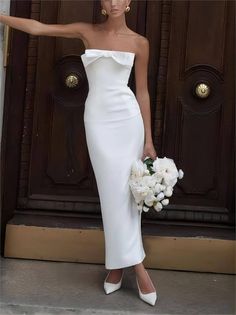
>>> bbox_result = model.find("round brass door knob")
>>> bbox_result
[65,74,79,88]
[195,83,210,98]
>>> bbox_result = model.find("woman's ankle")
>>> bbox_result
[106,268,123,283]
[134,262,145,273]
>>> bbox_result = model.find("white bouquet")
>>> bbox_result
[129,156,184,213]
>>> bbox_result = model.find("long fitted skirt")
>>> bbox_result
[84,112,146,269]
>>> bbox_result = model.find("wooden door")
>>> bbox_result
[145,0,235,225]
[16,0,152,213]
[1,0,234,249]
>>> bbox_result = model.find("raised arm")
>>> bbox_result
[0,14,90,39]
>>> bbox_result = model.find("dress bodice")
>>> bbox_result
[81,49,135,67]
[81,49,135,89]
[81,49,140,122]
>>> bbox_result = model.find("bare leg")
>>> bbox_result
[105,268,123,283]
[133,262,156,293]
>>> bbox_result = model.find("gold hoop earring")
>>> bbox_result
[125,6,130,13]
[101,8,107,15]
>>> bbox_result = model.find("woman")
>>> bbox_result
[0,0,158,306]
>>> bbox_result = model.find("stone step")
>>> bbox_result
[0,257,235,315]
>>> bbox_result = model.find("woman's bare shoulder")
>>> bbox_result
[123,30,149,50]
[134,34,149,56]
[133,32,149,45]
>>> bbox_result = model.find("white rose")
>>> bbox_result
[142,175,156,188]
[163,172,178,187]
[164,186,173,197]
[129,181,147,203]
[151,172,162,183]
[156,192,165,201]
[131,159,147,177]
[154,183,163,193]
[154,202,163,212]
[144,191,157,206]
[178,169,184,179]
[161,198,169,206]
[143,205,149,212]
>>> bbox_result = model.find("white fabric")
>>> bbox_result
[81,49,146,269]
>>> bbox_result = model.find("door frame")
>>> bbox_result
[0,0,31,254]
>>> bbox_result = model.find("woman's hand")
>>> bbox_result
[141,141,157,161]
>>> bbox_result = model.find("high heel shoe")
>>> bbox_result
[136,270,157,306]
[104,269,124,294]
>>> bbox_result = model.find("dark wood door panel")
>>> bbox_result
[18,1,98,211]
[145,1,234,224]
[16,0,149,212]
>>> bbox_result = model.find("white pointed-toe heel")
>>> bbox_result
[136,271,157,306]
[104,269,124,294]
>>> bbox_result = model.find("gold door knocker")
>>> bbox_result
[65,74,79,88]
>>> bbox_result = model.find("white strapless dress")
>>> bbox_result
[81,49,146,269]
